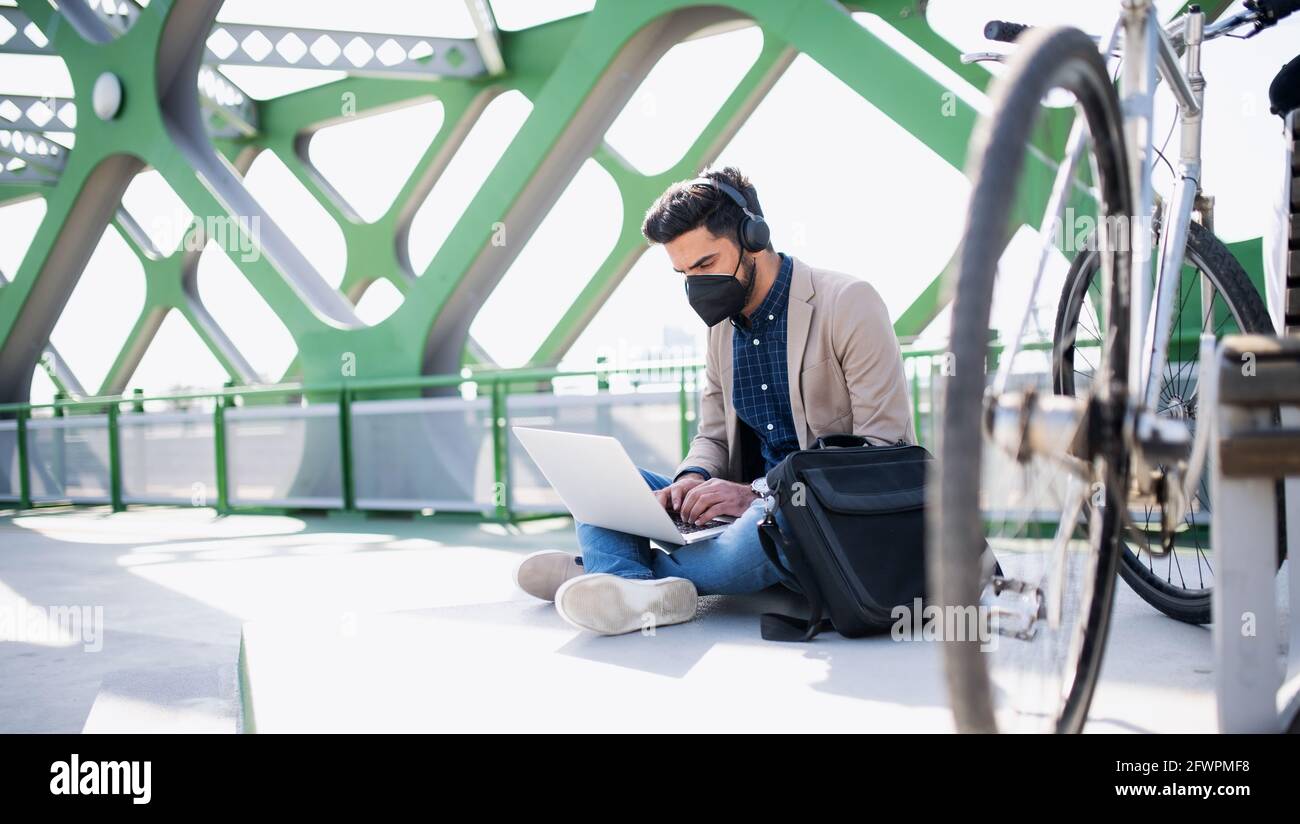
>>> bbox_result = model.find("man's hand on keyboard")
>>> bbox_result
[678,479,753,525]
[654,473,706,514]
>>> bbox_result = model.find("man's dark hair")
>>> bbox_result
[640,166,771,250]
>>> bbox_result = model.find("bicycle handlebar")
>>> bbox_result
[984,20,1030,43]
[1247,0,1300,25]
[985,2,1295,51]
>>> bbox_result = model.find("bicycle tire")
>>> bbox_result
[931,26,1132,734]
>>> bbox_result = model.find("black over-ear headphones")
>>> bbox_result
[687,176,771,253]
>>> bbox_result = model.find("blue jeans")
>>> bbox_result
[574,468,801,596]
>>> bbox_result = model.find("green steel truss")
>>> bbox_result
[0,0,1254,404]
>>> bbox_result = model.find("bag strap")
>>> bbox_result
[757,517,833,642]
[811,433,868,450]
[760,612,834,642]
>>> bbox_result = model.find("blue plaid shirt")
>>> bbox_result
[678,254,799,482]
[731,253,799,473]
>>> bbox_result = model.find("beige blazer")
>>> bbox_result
[674,256,916,482]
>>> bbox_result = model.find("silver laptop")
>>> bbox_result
[512,427,734,549]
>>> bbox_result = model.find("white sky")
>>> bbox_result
[0,0,1296,402]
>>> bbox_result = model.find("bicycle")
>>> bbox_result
[930,0,1299,732]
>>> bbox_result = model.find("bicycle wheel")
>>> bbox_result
[930,26,1132,734]
[1054,221,1283,624]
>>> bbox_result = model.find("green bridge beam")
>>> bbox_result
[0,0,1265,403]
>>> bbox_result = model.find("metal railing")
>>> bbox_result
[0,340,1105,520]
[0,360,706,520]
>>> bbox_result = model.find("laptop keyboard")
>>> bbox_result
[671,514,730,535]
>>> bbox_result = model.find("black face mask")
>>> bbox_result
[684,255,755,327]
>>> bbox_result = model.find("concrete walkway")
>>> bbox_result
[0,505,1264,732]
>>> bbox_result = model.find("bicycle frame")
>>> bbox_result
[1127,2,1204,422]
[1123,0,1206,509]
[990,2,1258,520]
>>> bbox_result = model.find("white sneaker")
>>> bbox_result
[513,550,585,601]
[554,573,698,636]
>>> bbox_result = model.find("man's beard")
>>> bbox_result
[739,255,758,310]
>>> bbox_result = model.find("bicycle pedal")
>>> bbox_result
[981,576,1046,641]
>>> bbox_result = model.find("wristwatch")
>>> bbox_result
[751,476,776,519]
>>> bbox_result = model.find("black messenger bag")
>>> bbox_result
[756,433,930,642]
